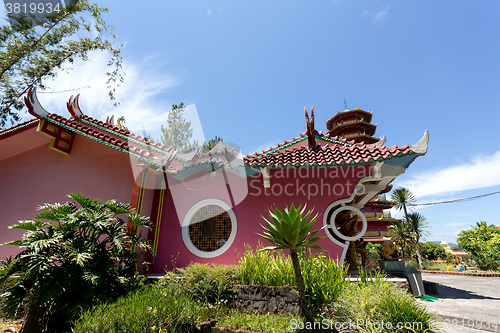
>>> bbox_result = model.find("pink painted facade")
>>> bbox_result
[0,92,429,272]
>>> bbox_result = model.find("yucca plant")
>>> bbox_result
[258,203,326,323]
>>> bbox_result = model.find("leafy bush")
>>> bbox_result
[333,278,437,332]
[457,222,500,271]
[170,263,238,305]
[0,194,151,333]
[238,246,350,308]
[73,283,224,333]
[419,242,447,261]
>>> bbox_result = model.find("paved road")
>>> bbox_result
[419,273,500,333]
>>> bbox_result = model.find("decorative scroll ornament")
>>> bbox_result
[24,88,49,119]
[66,94,84,119]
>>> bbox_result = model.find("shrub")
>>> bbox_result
[419,242,447,261]
[0,194,151,333]
[170,263,238,305]
[333,278,437,332]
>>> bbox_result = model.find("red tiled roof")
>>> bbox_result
[244,141,414,168]
[44,113,174,153]
[250,130,355,157]
[0,118,39,139]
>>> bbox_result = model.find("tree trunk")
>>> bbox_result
[21,294,43,333]
[289,248,313,323]
[414,240,424,269]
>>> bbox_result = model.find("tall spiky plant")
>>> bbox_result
[258,203,326,323]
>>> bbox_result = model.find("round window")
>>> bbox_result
[182,199,237,258]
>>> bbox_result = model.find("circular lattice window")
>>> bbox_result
[182,199,237,258]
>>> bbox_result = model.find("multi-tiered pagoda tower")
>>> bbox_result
[326,108,396,244]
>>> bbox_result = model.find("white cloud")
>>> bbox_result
[31,51,185,142]
[399,151,500,198]
[248,139,281,156]
[362,6,389,24]
[447,222,469,227]
[207,9,212,16]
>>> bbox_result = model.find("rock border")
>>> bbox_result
[420,270,500,277]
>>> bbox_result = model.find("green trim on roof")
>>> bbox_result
[77,118,189,163]
[46,118,163,167]
[259,134,352,157]
[0,119,40,137]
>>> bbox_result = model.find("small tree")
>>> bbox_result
[419,242,447,261]
[390,187,428,269]
[457,222,500,271]
[0,0,124,128]
[160,103,199,153]
[391,220,413,258]
[0,193,152,333]
[258,204,325,323]
[202,135,223,153]
[405,212,429,266]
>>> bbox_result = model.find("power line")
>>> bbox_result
[408,190,500,206]
[37,86,90,94]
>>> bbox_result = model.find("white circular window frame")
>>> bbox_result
[182,199,237,258]
[323,204,367,242]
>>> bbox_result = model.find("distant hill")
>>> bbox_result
[430,241,457,248]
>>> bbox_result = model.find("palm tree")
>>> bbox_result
[391,220,413,258]
[390,187,416,220]
[390,187,426,269]
[406,212,430,268]
[258,203,325,323]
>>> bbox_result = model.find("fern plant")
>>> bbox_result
[0,193,152,333]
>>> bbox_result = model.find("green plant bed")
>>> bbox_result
[73,283,228,333]
[238,247,350,309]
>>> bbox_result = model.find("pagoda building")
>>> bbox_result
[326,107,378,144]
[326,108,397,244]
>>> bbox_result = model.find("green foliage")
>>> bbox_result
[0,193,151,332]
[258,203,325,251]
[201,135,223,153]
[169,263,238,305]
[217,311,301,333]
[72,283,224,333]
[390,220,413,257]
[258,204,326,322]
[334,278,437,332]
[390,187,416,215]
[0,0,123,127]
[457,221,500,271]
[419,242,447,261]
[160,103,199,153]
[405,212,429,244]
[238,247,350,308]
[366,242,382,261]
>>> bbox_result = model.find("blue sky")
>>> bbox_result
[4,0,500,243]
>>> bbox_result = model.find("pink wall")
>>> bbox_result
[152,165,372,272]
[0,132,143,260]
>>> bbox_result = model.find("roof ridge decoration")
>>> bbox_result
[67,94,84,119]
[410,130,429,154]
[304,106,318,151]
[24,88,49,119]
[366,136,386,149]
